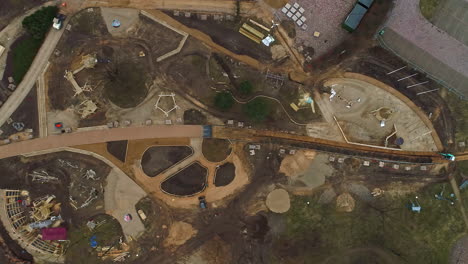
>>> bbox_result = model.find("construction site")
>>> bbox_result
[0,0,467,263]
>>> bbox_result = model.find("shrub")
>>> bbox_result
[214,91,234,111]
[22,6,58,40]
[243,98,270,122]
[239,80,253,96]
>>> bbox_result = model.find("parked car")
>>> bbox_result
[198,196,207,209]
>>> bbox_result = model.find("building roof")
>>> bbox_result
[41,227,67,240]
[343,4,368,31]
[358,0,374,9]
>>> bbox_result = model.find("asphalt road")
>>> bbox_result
[0,18,69,128]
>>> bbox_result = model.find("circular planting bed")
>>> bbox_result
[161,162,207,196]
[141,146,193,177]
[214,162,235,187]
[202,138,231,162]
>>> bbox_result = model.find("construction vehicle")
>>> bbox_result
[440,153,456,161]
[198,196,207,209]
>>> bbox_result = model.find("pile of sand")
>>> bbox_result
[164,221,197,248]
[336,193,355,212]
[266,189,290,213]
[279,150,316,178]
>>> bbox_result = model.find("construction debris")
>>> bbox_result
[76,100,98,119]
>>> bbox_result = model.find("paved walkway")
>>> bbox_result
[0,125,202,159]
[381,0,468,98]
[0,3,53,79]
[0,17,70,128]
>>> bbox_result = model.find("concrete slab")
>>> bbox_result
[101,7,140,36]
[105,168,146,240]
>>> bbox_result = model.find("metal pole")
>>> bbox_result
[397,73,418,82]
[387,66,406,75]
[417,88,439,95]
[406,81,429,88]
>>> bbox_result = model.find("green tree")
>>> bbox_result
[22,6,58,40]
[239,80,253,96]
[214,91,234,111]
[243,98,270,122]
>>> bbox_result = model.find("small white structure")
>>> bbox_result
[154,93,179,117]
[262,35,275,46]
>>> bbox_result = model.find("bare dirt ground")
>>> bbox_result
[0,151,111,262]
[0,86,38,140]
[170,14,272,62]
[450,235,468,264]
[164,221,198,248]
[106,140,128,162]
[161,162,208,196]
[214,162,235,187]
[141,146,193,177]
[322,77,438,151]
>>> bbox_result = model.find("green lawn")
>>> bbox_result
[12,36,42,83]
[443,89,468,143]
[420,0,446,20]
[276,182,466,263]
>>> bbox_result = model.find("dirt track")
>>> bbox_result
[82,0,254,14]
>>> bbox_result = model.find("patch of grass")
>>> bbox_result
[65,214,123,264]
[214,91,235,111]
[11,6,57,83]
[239,80,254,96]
[202,138,231,162]
[12,36,42,83]
[420,0,445,20]
[278,183,466,263]
[444,89,468,142]
[243,97,271,122]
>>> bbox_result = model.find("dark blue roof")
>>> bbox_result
[358,0,374,9]
[343,4,368,30]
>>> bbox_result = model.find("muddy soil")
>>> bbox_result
[214,163,236,187]
[132,14,183,59]
[184,109,207,125]
[141,146,193,177]
[158,144,285,264]
[169,14,272,62]
[107,140,128,162]
[0,86,38,140]
[161,162,207,196]
[0,151,111,261]
[202,138,231,162]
